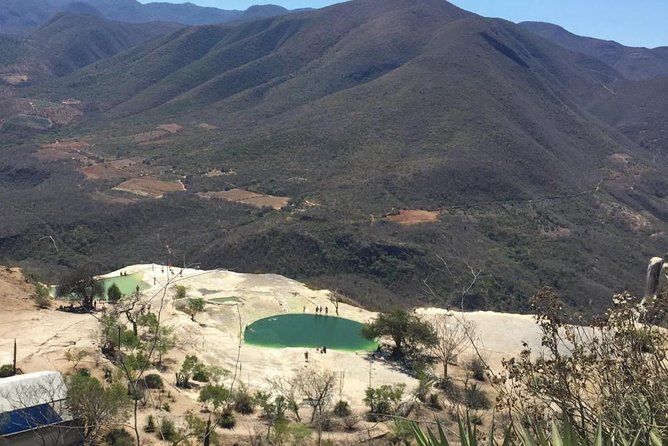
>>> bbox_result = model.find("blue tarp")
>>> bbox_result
[0,403,62,435]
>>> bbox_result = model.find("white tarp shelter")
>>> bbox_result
[0,371,67,412]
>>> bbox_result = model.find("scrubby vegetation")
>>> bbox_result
[1,0,667,443]
[5,259,667,446]
[362,308,437,358]
[1,0,666,318]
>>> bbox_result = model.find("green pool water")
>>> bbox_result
[100,272,150,298]
[209,296,242,304]
[244,314,377,351]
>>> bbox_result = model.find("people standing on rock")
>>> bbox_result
[322,346,327,354]
[303,306,306,312]
[304,351,309,363]
[325,307,328,315]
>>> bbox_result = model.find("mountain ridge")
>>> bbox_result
[1,0,666,314]
[519,21,668,80]
[0,0,292,34]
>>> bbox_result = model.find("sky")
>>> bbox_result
[140,0,668,48]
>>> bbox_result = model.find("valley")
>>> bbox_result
[0,0,667,317]
[0,1,667,444]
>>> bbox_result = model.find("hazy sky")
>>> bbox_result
[140,0,667,48]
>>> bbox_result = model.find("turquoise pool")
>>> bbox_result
[100,271,149,298]
[244,314,377,351]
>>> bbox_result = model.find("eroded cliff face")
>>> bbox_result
[0,265,35,311]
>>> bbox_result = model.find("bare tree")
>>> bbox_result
[329,290,342,316]
[112,287,149,337]
[64,348,90,371]
[267,375,302,421]
[426,314,475,378]
[298,369,336,424]
[434,254,482,312]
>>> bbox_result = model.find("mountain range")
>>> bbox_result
[0,0,666,314]
[0,0,291,34]
[519,21,668,81]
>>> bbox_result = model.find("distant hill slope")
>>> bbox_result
[30,13,183,76]
[3,0,667,314]
[0,13,182,81]
[519,21,668,80]
[587,76,668,160]
[0,34,34,67]
[0,0,291,35]
[0,0,56,35]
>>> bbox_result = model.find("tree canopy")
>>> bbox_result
[56,266,104,310]
[67,373,131,445]
[186,298,205,322]
[362,308,437,358]
[107,283,122,302]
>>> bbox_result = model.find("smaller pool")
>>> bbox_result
[100,272,150,298]
[244,314,377,351]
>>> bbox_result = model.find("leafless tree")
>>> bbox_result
[433,254,482,312]
[298,368,336,424]
[64,348,89,371]
[329,290,342,315]
[115,289,145,337]
[426,314,476,378]
[267,375,302,421]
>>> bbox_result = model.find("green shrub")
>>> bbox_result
[186,297,205,321]
[175,355,199,388]
[107,283,122,302]
[234,387,256,414]
[159,418,177,441]
[144,373,163,389]
[105,429,133,446]
[495,289,668,440]
[172,285,187,300]
[218,409,236,429]
[333,400,351,417]
[364,384,405,419]
[0,364,15,378]
[144,415,156,433]
[191,363,209,382]
[437,377,461,403]
[466,357,486,381]
[288,422,313,445]
[428,393,442,410]
[34,283,51,308]
[464,384,491,410]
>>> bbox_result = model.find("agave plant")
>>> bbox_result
[409,416,664,446]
